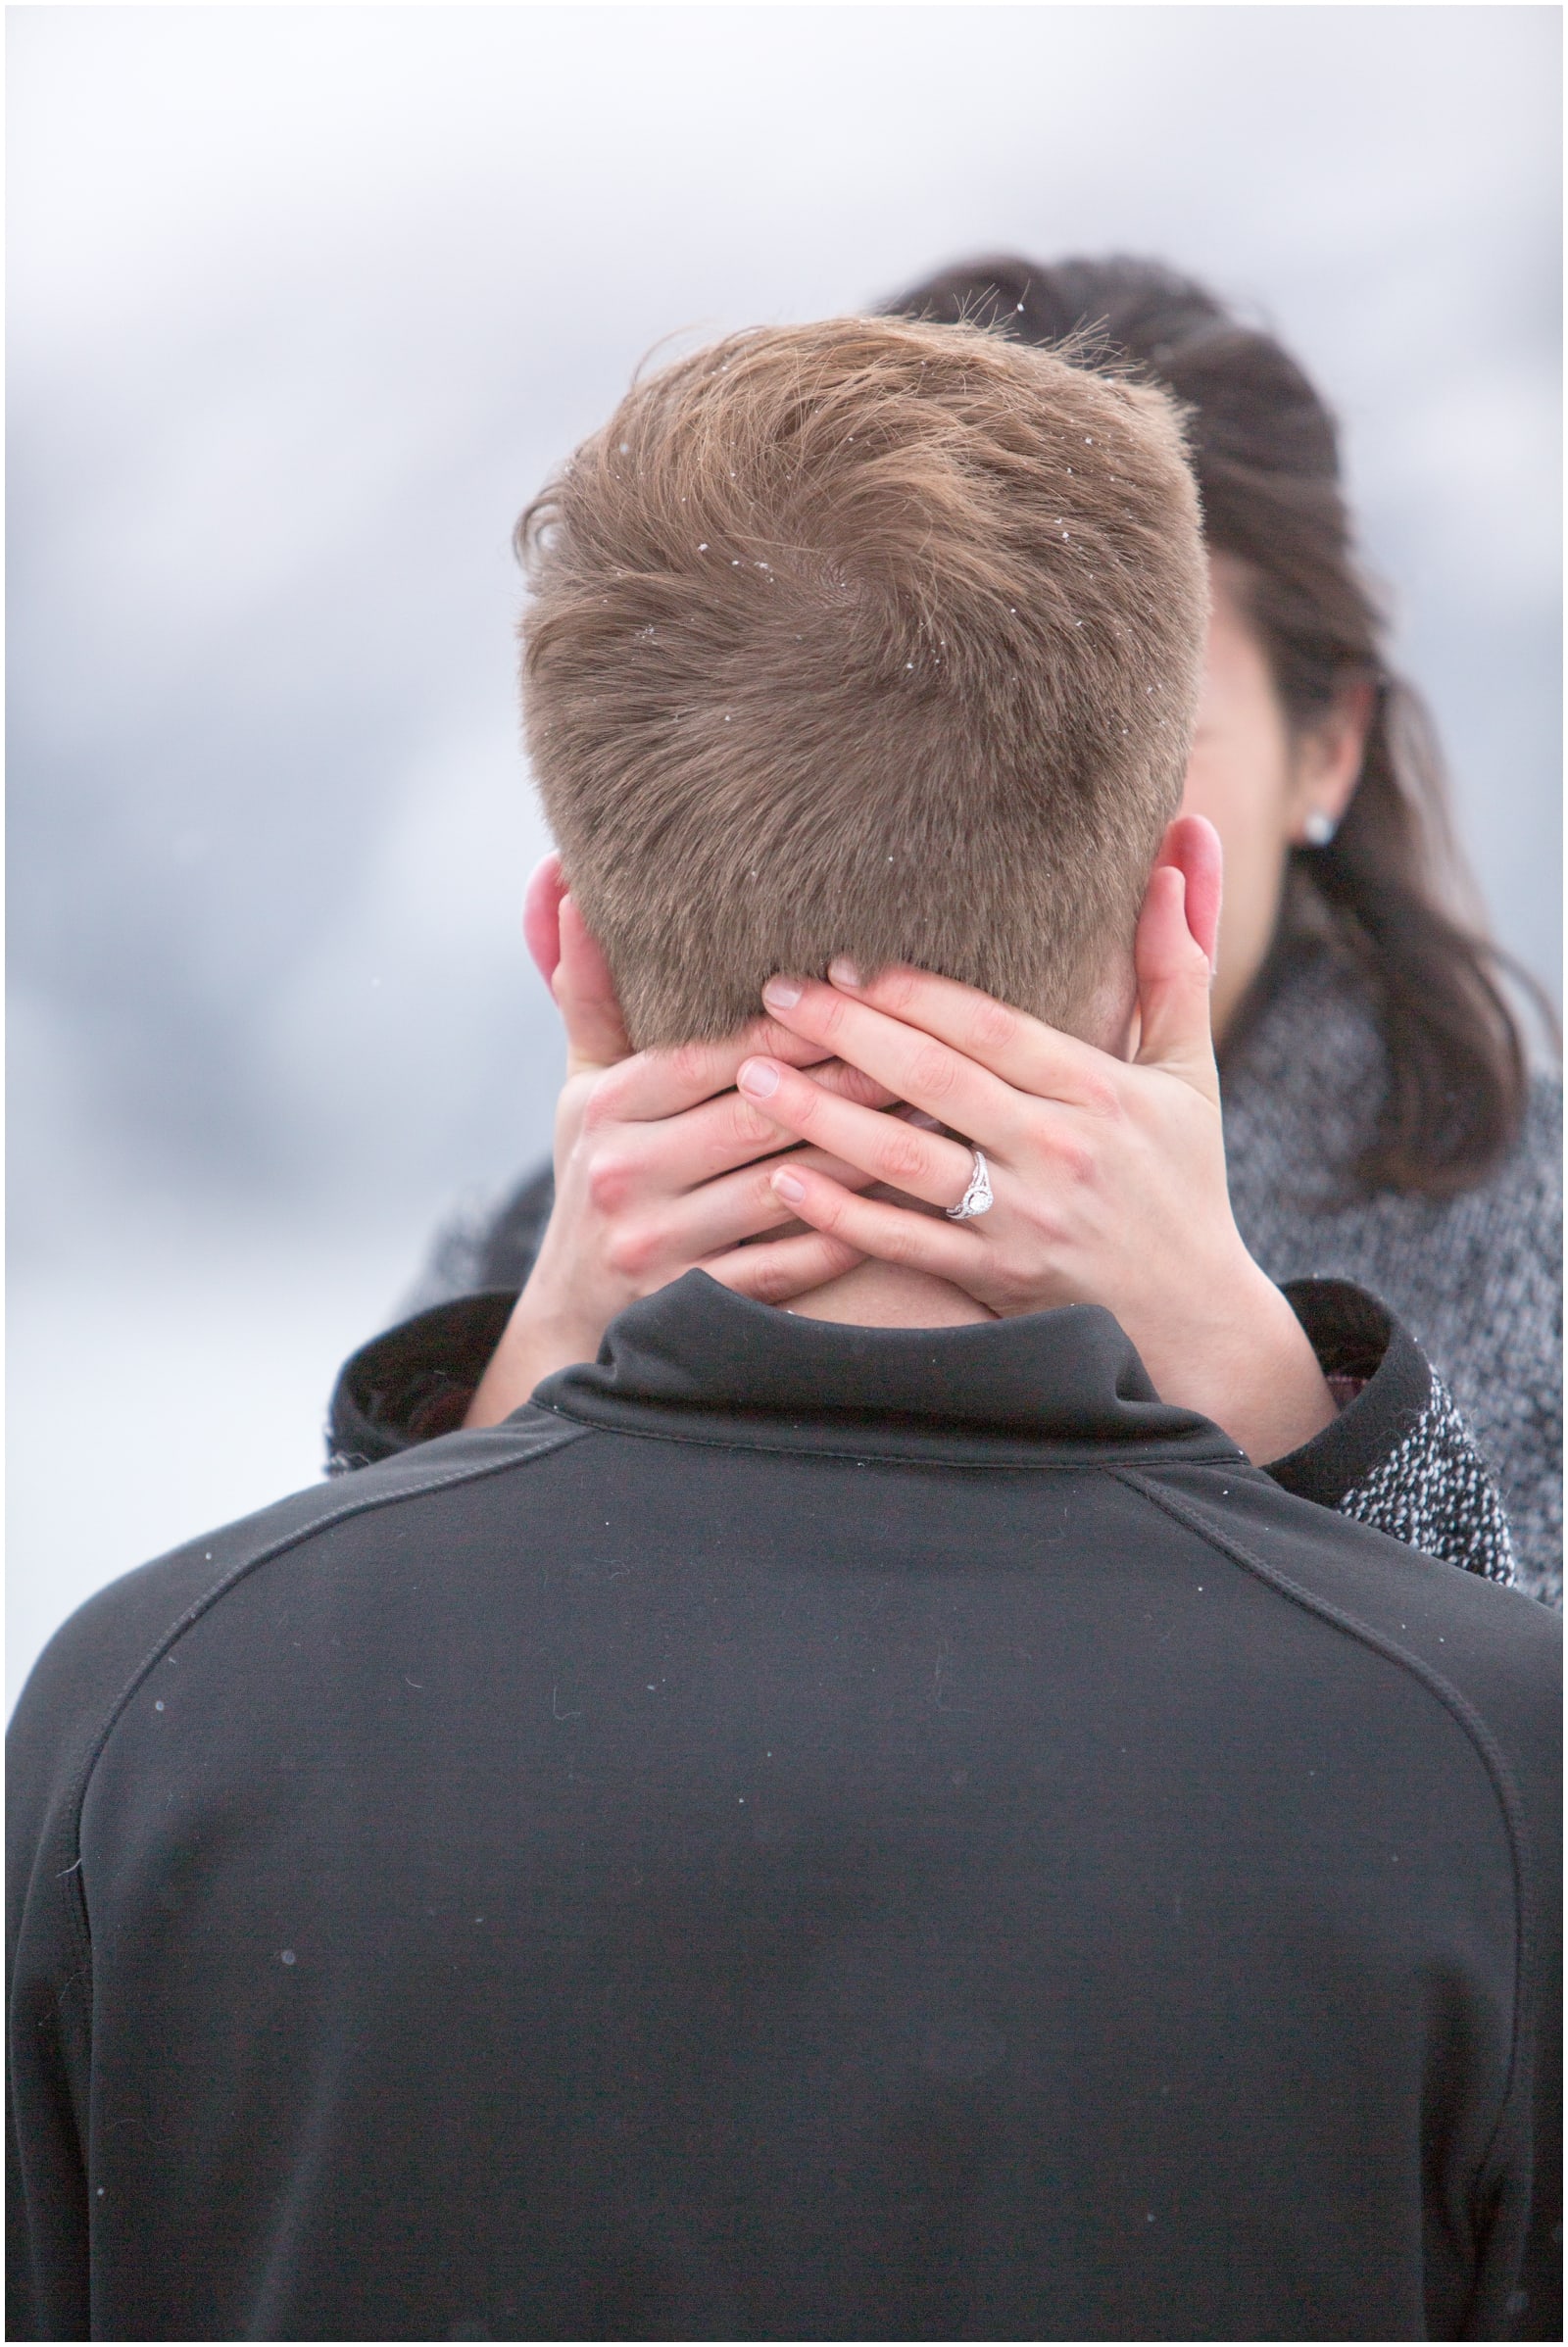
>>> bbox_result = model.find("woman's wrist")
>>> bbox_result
[464,1278,603,1429]
[1124,1255,1337,1466]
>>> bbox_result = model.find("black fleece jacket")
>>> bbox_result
[8,1277,1560,2341]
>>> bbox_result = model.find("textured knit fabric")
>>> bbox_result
[1340,1378,1517,1583]
[1222,937,1562,1607]
[1272,1278,1517,1588]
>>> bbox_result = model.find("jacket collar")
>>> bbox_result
[530,1272,1245,1470]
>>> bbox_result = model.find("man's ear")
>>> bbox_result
[523,853,633,1073]
[522,853,568,988]
[1129,811,1224,1088]
[1152,811,1223,970]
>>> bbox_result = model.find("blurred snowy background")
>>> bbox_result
[9,5,1561,1706]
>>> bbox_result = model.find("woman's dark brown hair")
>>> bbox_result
[887,253,1546,1198]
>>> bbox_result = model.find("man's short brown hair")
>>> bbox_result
[518,316,1207,1045]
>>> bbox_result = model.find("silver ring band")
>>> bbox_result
[945,1148,994,1221]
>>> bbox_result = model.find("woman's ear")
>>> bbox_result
[1288,677,1375,843]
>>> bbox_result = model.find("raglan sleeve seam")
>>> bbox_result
[53,1418,592,1983]
[1113,1462,1536,2228]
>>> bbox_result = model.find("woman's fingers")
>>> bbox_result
[737,1053,979,1210]
[758,977,1036,1149]
[798,1058,899,1111]
[765,1161,982,1285]
[608,1142,880,1276]
[578,1085,794,1209]
[578,1057,898,1204]
[702,1229,864,1306]
[595,1014,875,1125]
[795,963,1112,1106]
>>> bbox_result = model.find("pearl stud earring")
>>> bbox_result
[1302,809,1337,848]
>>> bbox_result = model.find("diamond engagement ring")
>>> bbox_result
[946,1148,994,1221]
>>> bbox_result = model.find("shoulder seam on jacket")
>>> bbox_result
[1114,1464,1534,2219]
[53,1417,590,1985]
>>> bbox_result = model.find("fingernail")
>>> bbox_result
[738,1057,781,1099]
[828,956,862,989]
[771,1169,806,1204]
[762,976,803,1010]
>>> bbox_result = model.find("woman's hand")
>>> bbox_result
[465,856,874,1427]
[731,816,1336,1466]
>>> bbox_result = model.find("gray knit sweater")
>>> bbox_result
[1222,937,1561,1606]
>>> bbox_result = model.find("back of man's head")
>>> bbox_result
[519,316,1207,1047]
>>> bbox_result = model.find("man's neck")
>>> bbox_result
[785,1259,995,1330]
